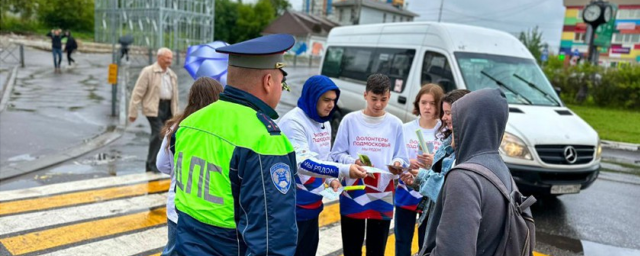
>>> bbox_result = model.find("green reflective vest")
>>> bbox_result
[174,99,295,228]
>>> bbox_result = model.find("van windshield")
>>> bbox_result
[455,52,561,106]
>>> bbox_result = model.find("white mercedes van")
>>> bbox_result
[320,22,601,195]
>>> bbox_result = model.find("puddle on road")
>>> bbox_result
[7,153,37,162]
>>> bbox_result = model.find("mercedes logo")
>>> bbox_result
[564,146,578,164]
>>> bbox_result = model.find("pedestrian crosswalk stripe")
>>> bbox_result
[318,201,340,227]
[0,207,167,255]
[0,193,167,236]
[0,173,167,202]
[38,227,167,256]
[0,179,170,216]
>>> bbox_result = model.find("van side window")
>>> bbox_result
[322,47,344,78]
[321,46,415,92]
[421,51,456,92]
[370,49,415,93]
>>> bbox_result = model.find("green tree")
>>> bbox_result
[518,26,544,63]
[214,0,239,43]
[37,0,94,32]
[270,0,291,15]
[215,0,275,44]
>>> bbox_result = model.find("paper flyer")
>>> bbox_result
[415,129,430,155]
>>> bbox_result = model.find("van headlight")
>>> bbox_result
[596,141,602,160]
[500,132,532,160]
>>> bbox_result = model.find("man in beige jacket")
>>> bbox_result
[128,47,178,172]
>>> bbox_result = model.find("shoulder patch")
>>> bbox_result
[270,163,292,194]
[256,112,281,135]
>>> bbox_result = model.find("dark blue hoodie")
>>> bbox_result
[297,75,340,122]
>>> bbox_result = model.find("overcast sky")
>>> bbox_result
[246,0,566,53]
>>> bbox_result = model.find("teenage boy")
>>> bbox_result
[330,74,408,256]
[278,75,368,256]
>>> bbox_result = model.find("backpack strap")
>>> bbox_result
[449,162,511,201]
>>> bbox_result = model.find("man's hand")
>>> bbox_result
[387,161,404,175]
[330,179,342,192]
[417,153,434,169]
[400,172,415,186]
[349,164,368,179]
[129,116,136,123]
[355,159,363,166]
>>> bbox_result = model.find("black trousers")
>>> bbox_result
[341,216,391,256]
[146,100,172,172]
[295,218,320,256]
[67,50,75,65]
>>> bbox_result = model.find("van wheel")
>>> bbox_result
[330,109,343,143]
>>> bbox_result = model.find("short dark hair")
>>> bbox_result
[366,74,391,94]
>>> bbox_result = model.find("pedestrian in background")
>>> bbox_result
[173,34,298,256]
[156,77,223,256]
[46,29,65,73]
[128,48,178,173]
[330,73,409,256]
[395,83,444,256]
[64,31,78,67]
[278,75,368,256]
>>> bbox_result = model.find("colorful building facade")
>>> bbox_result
[561,0,640,65]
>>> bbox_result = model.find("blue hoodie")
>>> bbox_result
[297,75,340,122]
[279,75,346,221]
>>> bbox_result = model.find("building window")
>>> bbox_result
[574,33,585,43]
[612,33,640,44]
[392,15,396,22]
[383,13,386,23]
[339,9,343,22]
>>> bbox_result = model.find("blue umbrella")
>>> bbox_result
[184,41,230,86]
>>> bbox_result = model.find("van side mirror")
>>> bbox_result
[554,86,561,96]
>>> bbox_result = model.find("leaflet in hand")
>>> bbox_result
[386,165,411,174]
[319,187,342,200]
[358,153,372,166]
[415,129,430,154]
[362,166,393,175]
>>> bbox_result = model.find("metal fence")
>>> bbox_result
[0,41,25,68]
[94,0,215,53]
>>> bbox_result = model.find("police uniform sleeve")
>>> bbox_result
[229,125,298,256]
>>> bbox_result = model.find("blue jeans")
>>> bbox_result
[52,48,62,68]
[394,206,426,256]
[161,220,178,256]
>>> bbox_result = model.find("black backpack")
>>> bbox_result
[449,163,537,256]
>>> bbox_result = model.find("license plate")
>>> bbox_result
[550,184,581,194]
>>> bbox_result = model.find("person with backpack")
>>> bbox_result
[419,88,536,256]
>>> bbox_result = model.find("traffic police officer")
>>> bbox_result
[174,34,297,256]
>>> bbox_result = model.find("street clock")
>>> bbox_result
[582,1,613,27]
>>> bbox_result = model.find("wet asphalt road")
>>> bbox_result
[1,49,640,255]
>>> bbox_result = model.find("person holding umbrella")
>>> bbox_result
[119,34,133,62]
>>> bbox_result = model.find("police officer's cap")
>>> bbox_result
[216,34,295,72]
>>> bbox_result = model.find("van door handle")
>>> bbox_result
[398,96,407,104]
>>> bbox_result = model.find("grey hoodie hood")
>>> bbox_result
[452,88,511,187]
[421,88,513,256]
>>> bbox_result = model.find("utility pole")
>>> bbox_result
[438,0,445,22]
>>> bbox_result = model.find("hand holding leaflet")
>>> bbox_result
[415,129,430,155]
